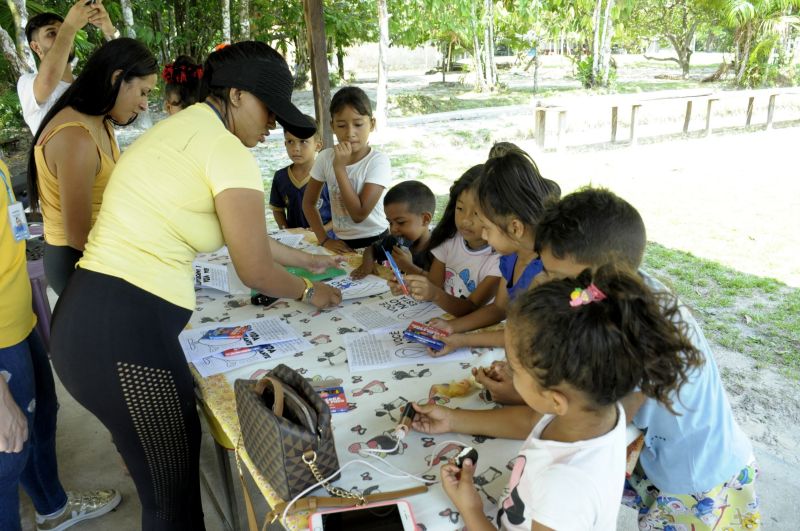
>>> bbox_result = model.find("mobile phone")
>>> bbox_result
[308,500,416,531]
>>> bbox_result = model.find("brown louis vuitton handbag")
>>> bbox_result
[235,363,340,502]
[235,364,428,530]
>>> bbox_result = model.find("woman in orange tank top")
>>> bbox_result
[26,38,157,294]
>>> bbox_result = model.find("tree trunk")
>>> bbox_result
[7,0,35,71]
[600,0,615,86]
[533,46,540,93]
[293,34,310,88]
[591,0,603,84]
[376,0,390,130]
[441,40,447,82]
[239,0,250,39]
[337,45,345,80]
[483,0,496,88]
[736,26,752,86]
[1,25,29,77]
[470,3,486,91]
[221,0,231,44]
[119,0,136,38]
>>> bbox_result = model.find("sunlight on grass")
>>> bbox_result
[643,242,800,378]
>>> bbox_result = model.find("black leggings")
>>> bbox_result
[50,269,204,531]
[44,243,82,295]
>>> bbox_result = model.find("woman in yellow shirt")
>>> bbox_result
[27,37,158,294]
[49,42,342,530]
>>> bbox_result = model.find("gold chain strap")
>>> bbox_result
[302,450,365,504]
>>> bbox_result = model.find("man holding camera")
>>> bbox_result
[17,0,120,133]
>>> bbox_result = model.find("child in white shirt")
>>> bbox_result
[304,86,390,252]
[412,265,702,530]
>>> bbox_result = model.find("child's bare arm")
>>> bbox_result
[412,402,538,440]
[271,208,288,229]
[331,143,386,222]
[303,179,328,243]
[430,329,504,357]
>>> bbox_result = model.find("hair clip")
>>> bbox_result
[569,283,607,307]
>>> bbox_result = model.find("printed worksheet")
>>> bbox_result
[270,231,306,248]
[192,337,313,377]
[344,326,470,372]
[340,295,445,330]
[326,275,390,300]
[179,317,300,362]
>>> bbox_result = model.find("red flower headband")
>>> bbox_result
[161,63,204,85]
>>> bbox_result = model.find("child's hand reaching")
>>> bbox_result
[429,333,466,357]
[427,318,453,334]
[391,245,415,273]
[387,276,406,296]
[351,259,376,279]
[472,362,525,405]
[405,274,440,302]
[410,402,454,434]
[322,238,353,255]
[440,459,485,517]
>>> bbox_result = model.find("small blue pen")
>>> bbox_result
[384,253,409,295]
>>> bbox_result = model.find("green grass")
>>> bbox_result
[643,242,800,378]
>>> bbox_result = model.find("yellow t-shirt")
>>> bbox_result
[0,159,37,348]
[79,104,264,309]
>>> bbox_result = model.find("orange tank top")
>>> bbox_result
[34,120,119,246]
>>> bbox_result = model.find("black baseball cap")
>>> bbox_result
[210,52,316,139]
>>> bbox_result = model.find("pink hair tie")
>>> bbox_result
[569,283,607,307]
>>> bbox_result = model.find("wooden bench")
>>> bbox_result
[534,87,800,150]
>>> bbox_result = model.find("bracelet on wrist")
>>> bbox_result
[319,236,329,246]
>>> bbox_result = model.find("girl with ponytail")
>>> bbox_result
[410,264,701,531]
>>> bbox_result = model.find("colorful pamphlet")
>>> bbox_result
[318,386,349,413]
[201,325,251,341]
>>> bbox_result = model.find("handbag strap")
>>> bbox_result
[254,376,284,417]
[236,445,428,530]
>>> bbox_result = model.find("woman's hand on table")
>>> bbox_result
[410,402,454,434]
[322,238,352,255]
[309,282,342,309]
[304,252,345,273]
[472,362,525,405]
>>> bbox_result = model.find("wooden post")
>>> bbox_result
[629,104,641,144]
[704,98,717,137]
[683,100,692,134]
[610,106,618,142]
[766,94,777,129]
[746,96,754,127]
[303,0,334,148]
[535,108,546,148]
[557,110,567,151]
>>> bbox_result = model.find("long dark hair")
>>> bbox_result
[477,149,560,234]
[26,38,157,211]
[508,264,703,414]
[427,164,483,251]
